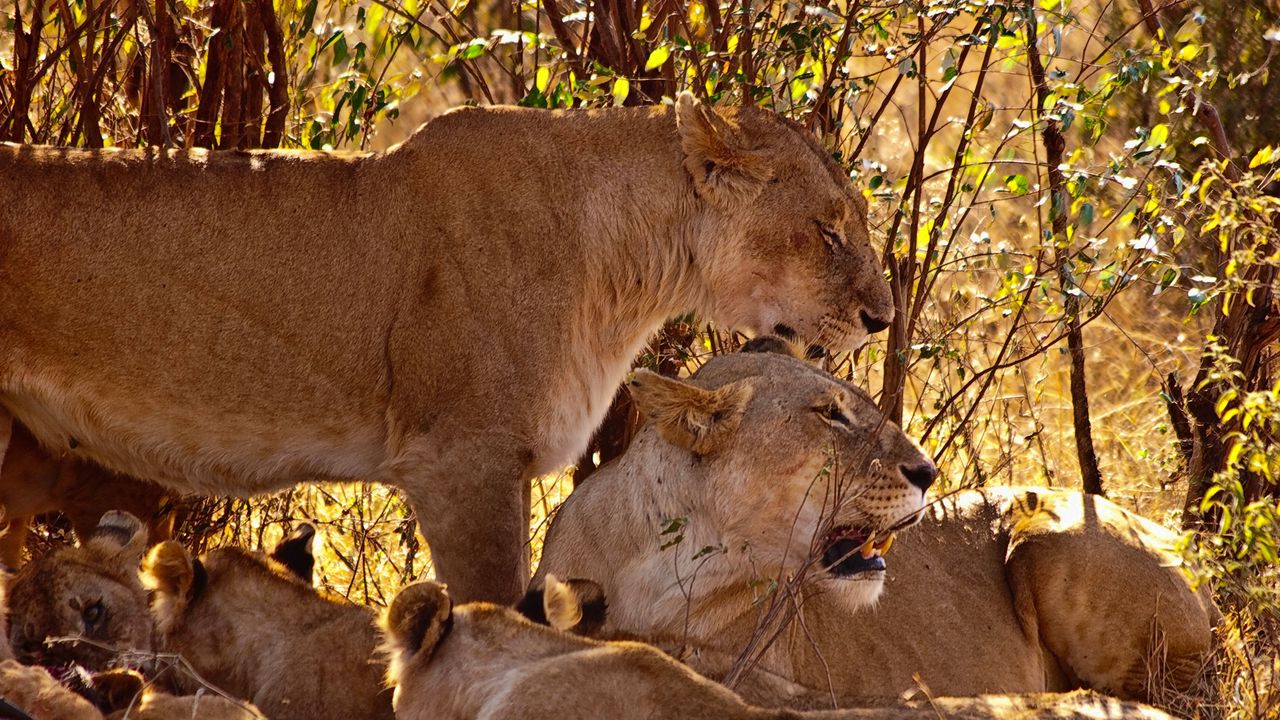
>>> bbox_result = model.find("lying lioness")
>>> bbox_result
[534,348,1219,705]
[382,577,1178,720]
[0,92,894,604]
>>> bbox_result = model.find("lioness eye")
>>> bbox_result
[815,404,851,427]
[82,601,105,628]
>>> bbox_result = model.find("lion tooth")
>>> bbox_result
[877,532,896,556]
[859,534,877,559]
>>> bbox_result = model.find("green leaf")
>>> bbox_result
[644,45,671,71]
[1005,174,1030,195]
[460,39,487,60]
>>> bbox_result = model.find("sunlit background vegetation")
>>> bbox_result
[3,0,1278,715]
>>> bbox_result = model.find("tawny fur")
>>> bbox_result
[0,567,258,720]
[141,541,394,720]
[537,351,936,656]
[381,581,1178,720]
[102,690,264,720]
[0,423,172,568]
[540,451,1218,703]
[7,512,154,672]
[0,659,103,719]
[0,94,893,604]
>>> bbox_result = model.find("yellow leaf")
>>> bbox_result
[1249,145,1274,169]
[611,77,630,106]
[536,66,550,93]
[1149,123,1169,147]
[644,45,671,71]
[1176,43,1199,62]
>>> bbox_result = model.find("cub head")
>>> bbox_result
[624,340,936,609]
[142,525,317,641]
[382,580,593,720]
[7,511,153,671]
[514,575,608,637]
[676,93,894,352]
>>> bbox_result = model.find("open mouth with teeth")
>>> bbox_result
[821,526,896,578]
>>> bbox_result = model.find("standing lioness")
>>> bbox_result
[0,93,893,603]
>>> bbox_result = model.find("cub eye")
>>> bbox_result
[82,601,105,630]
[815,404,851,427]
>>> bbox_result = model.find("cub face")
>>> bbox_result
[8,512,153,672]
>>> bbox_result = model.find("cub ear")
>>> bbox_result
[675,92,771,206]
[627,370,753,456]
[543,575,607,636]
[271,523,316,584]
[514,576,608,636]
[84,511,148,568]
[142,541,195,598]
[384,581,453,660]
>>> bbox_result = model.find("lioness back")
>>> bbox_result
[2,94,897,603]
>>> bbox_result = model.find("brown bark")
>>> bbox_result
[241,1,266,149]
[5,0,45,142]
[255,0,289,148]
[141,0,173,145]
[218,0,246,149]
[193,0,235,148]
[1025,0,1104,495]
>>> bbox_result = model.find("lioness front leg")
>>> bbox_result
[400,446,532,605]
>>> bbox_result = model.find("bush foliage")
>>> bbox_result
[3,0,1278,715]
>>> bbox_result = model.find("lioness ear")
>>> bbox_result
[84,511,148,568]
[271,523,316,584]
[385,581,453,660]
[675,92,771,206]
[627,370,753,456]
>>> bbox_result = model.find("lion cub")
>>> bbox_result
[0,534,260,720]
[142,531,395,720]
[6,511,384,720]
[382,577,1178,720]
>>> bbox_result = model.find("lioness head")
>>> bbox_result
[7,512,152,671]
[675,93,893,351]
[539,341,936,617]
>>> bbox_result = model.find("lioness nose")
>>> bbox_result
[900,461,937,491]
[860,310,891,334]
